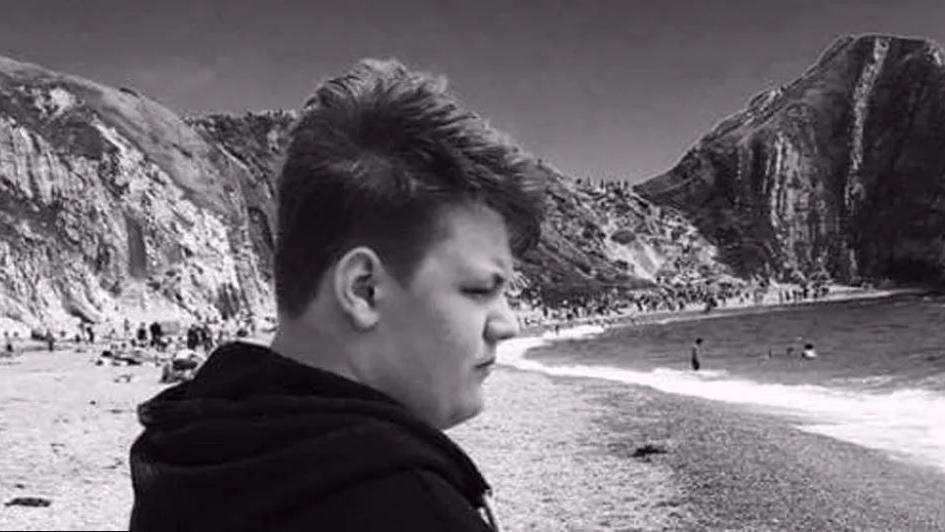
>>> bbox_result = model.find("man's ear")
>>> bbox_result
[332,246,382,330]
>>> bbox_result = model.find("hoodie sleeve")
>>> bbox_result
[278,470,495,531]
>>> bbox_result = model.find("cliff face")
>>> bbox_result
[0,56,274,327]
[0,54,726,329]
[517,171,733,302]
[185,111,296,282]
[635,35,945,286]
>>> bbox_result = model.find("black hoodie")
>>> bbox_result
[129,342,499,531]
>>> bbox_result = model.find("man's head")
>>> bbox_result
[271,59,546,429]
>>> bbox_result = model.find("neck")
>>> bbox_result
[269,323,360,384]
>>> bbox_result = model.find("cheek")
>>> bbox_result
[411,300,485,371]
[393,287,487,353]
[435,299,487,346]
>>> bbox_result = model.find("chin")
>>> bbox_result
[442,394,485,430]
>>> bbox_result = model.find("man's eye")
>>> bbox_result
[463,287,497,298]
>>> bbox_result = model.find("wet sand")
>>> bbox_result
[592,385,945,531]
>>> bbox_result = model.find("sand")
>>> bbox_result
[0,347,165,530]
[595,388,945,531]
[0,345,691,531]
[450,370,693,531]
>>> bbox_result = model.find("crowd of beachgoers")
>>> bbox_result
[0,279,880,374]
[0,315,267,384]
[513,279,853,334]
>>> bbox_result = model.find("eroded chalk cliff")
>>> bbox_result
[0,56,273,327]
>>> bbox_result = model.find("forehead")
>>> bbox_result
[422,204,513,275]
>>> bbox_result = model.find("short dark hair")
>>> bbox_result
[274,59,547,318]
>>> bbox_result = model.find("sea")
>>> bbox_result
[496,292,945,474]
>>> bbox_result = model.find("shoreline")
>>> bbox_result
[505,295,945,477]
[519,285,926,336]
[592,378,945,530]
[456,363,945,530]
[489,313,945,529]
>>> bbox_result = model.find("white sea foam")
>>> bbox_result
[497,326,945,473]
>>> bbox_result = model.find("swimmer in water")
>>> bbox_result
[690,337,703,371]
[801,342,818,359]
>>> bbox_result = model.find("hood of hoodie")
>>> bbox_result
[129,341,491,529]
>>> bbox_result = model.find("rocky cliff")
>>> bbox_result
[0,54,726,330]
[0,55,275,329]
[519,172,732,303]
[635,34,945,286]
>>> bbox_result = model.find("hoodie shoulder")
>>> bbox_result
[130,341,494,531]
[278,469,495,532]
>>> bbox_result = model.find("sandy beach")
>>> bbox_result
[1,345,691,531]
[4,351,945,531]
[2,288,945,531]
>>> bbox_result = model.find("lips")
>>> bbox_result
[475,357,496,370]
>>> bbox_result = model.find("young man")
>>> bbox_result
[128,59,546,531]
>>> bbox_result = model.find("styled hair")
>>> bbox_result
[274,59,546,318]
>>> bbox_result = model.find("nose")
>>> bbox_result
[485,296,519,343]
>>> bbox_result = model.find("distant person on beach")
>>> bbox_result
[196,323,214,352]
[691,337,703,371]
[129,59,545,531]
[703,296,717,313]
[802,343,818,359]
[136,323,147,346]
[160,349,203,383]
[148,321,164,351]
[44,329,55,352]
[185,325,200,350]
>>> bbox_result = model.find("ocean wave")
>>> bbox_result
[497,329,945,474]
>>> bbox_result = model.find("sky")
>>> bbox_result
[2,0,945,183]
